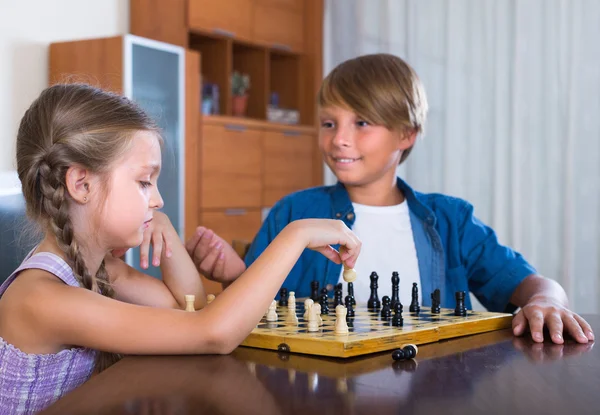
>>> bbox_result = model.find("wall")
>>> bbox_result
[0,0,129,172]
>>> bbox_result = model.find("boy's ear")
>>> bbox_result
[398,129,418,151]
[65,165,91,204]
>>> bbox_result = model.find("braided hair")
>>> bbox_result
[16,83,161,372]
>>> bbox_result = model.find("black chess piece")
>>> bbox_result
[409,283,420,313]
[320,293,330,315]
[311,281,320,301]
[380,296,392,319]
[333,287,343,308]
[344,295,355,318]
[391,344,418,361]
[368,272,381,309]
[335,283,343,292]
[392,302,404,326]
[321,287,329,297]
[431,288,441,314]
[454,291,467,316]
[278,287,288,307]
[391,272,400,309]
[347,282,356,306]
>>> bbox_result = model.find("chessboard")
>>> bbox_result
[240,299,513,358]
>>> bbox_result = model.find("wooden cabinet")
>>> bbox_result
[263,130,314,206]
[253,2,304,52]
[255,0,304,12]
[200,124,262,209]
[199,210,262,245]
[188,0,253,41]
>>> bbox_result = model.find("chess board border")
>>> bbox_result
[241,302,513,358]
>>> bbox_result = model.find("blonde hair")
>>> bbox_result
[16,83,161,371]
[318,53,428,164]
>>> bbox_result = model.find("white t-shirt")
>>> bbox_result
[338,201,421,307]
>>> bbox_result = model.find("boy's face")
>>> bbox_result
[99,131,164,249]
[318,106,413,187]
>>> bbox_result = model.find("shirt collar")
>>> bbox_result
[328,177,436,226]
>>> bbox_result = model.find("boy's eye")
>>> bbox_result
[356,120,370,127]
[139,181,152,189]
[320,121,334,128]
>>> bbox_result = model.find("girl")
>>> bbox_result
[189,54,594,347]
[0,84,360,413]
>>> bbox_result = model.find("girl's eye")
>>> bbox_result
[356,120,370,127]
[139,181,152,189]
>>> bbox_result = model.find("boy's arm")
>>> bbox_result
[458,201,536,313]
[458,202,593,344]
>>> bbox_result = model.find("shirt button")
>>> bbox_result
[335,213,342,218]
[326,284,334,291]
[346,213,355,220]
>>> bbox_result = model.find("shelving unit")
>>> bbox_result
[129,0,324,294]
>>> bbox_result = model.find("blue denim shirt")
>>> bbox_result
[245,177,536,313]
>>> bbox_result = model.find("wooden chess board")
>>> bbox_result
[240,299,513,358]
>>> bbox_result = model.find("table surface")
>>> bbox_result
[41,315,599,415]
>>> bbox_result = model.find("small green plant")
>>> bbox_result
[231,71,250,96]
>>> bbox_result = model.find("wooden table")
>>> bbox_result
[42,315,599,415]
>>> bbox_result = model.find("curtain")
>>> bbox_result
[324,0,600,313]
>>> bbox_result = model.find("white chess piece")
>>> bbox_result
[307,303,319,332]
[266,300,278,322]
[334,305,349,334]
[313,303,323,326]
[287,291,296,310]
[303,299,314,320]
[342,267,357,283]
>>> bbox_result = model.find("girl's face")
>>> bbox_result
[99,131,164,249]
[318,105,414,187]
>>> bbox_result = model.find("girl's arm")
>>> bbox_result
[106,211,207,310]
[10,219,360,355]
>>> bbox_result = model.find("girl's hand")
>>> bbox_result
[185,227,246,284]
[512,295,595,344]
[290,219,361,268]
[135,211,176,269]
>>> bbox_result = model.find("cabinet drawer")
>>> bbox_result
[253,3,304,52]
[201,124,262,208]
[188,0,253,40]
[255,0,304,12]
[263,130,314,206]
[199,209,262,245]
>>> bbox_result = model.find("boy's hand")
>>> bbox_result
[512,295,594,344]
[185,227,246,284]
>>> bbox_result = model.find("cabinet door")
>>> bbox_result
[125,36,185,279]
[263,130,313,206]
[188,0,253,40]
[201,124,262,209]
[255,0,304,12]
[199,209,262,245]
[253,3,304,52]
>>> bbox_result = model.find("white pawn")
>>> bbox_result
[334,305,349,334]
[287,291,297,310]
[342,267,357,283]
[184,295,195,312]
[313,303,323,326]
[266,300,278,322]
[307,303,319,332]
[303,299,314,320]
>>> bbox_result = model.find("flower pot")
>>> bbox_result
[232,94,248,117]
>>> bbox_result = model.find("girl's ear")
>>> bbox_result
[398,129,418,151]
[65,165,91,204]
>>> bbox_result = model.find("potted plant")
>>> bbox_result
[231,71,250,116]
